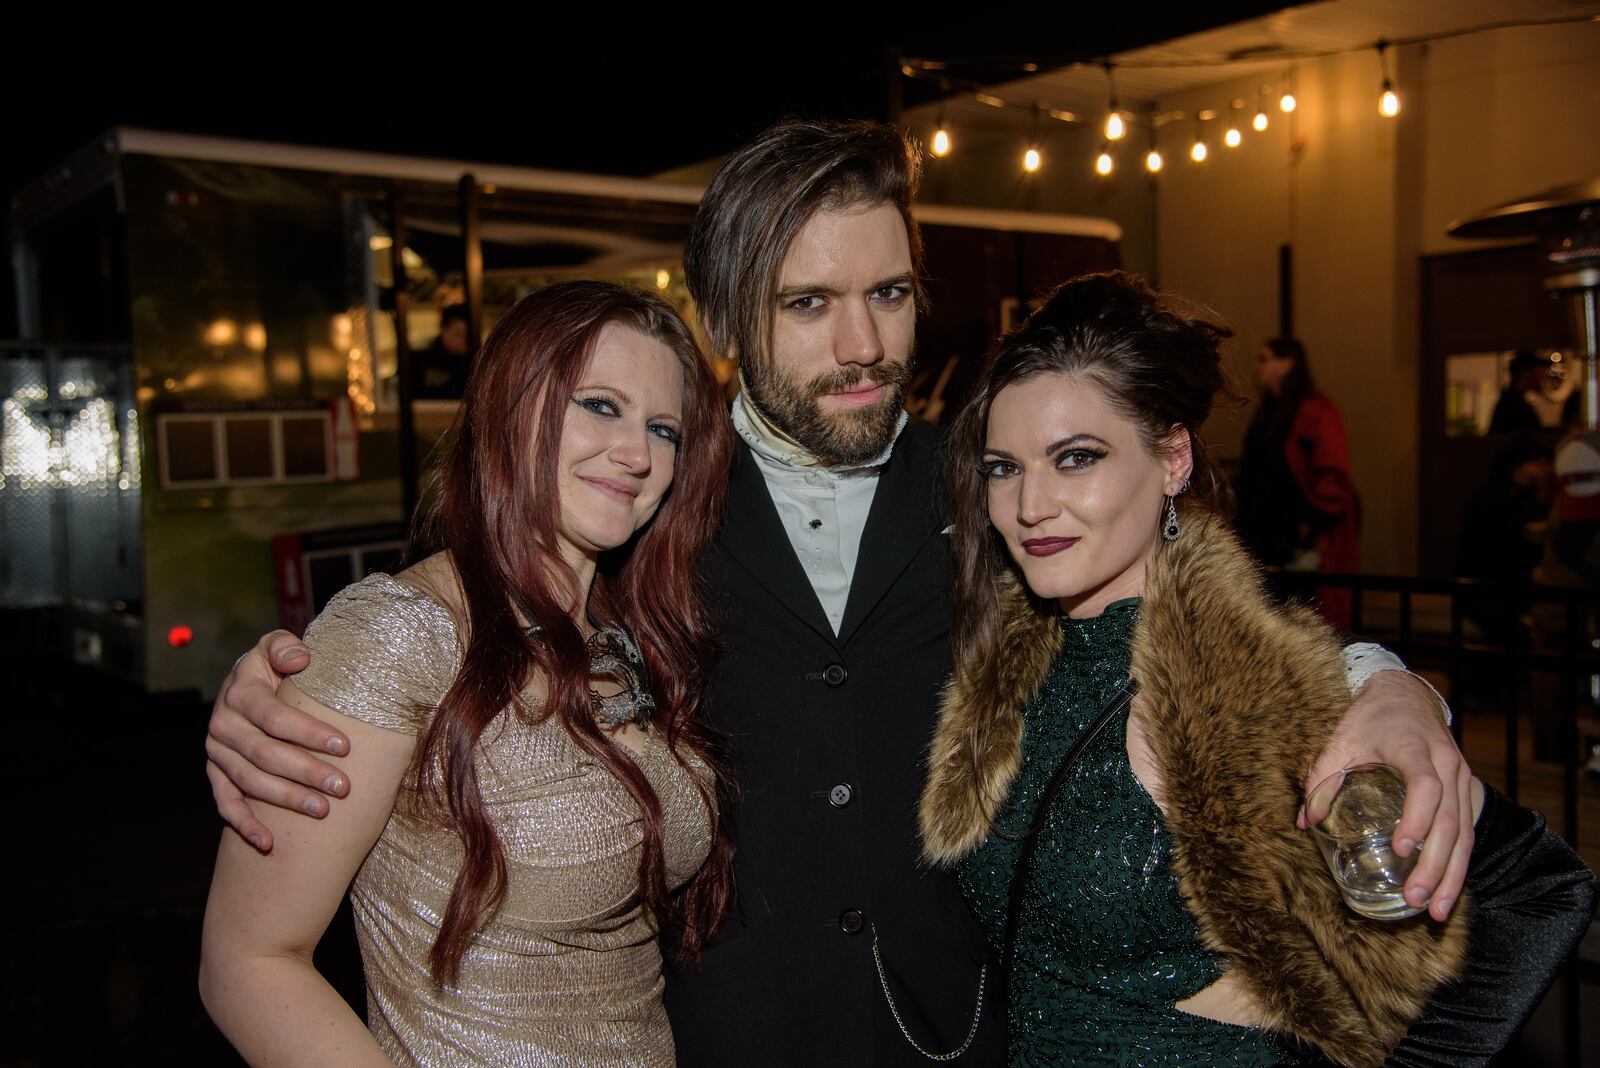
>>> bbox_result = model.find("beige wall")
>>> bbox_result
[1156,22,1600,574]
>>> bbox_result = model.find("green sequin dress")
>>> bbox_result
[957,599,1298,1066]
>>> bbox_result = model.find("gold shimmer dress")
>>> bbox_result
[295,574,713,1067]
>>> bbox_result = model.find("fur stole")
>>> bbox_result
[918,510,1468,1068]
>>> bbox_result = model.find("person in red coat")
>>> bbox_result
[1236,337,1359,627]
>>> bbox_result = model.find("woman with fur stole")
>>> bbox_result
[919,272,1595,1066]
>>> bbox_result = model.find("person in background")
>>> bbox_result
[1236,336,1358,628]
[1488,350,1549,434]
[1457,436,1554,647]
[414,302,475,399]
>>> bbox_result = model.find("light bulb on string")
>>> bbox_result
[1224,100,1242,148]
[1279,65,1297,113]
[1379,83,1401,117]
[1102,60,1126,141]
[1190,139,1207,162]
[1376,41,1401,118]
[1095,145,1114,176]
[931,94,953,157]
[1145,148,1164,173]
[1022,105,1042,174]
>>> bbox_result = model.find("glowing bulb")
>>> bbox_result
[931,127,951,157]
[1279,92,1296,113]
[1190,140,1208,163]
[1253,110,1269,132]
[1224,127,1242,148]
[655,269,671,290]
[1095,150,1114,176]
[1379,84,1401,118]
[1105,112,1125,141]
[1023,147,1041,173]
[243,322,267,352]
[1145,149,1164,173]
[368,234,393,251]
[204,319,238,347]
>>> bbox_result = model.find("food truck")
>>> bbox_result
[4,128,1121,696]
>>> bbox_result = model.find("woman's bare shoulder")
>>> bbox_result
[395,552,468,629]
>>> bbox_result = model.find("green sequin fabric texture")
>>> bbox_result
[957,599,1297,1066]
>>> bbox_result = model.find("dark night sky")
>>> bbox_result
[4,8,1287,333]
[7,9,1287,188]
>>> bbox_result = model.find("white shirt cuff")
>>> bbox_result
[1342,642,1453,726]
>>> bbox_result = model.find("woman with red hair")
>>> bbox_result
[199,281,735,1067]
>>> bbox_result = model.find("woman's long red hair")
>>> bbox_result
[410,281,734,984]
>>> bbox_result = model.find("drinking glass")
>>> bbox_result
[1306,763,1423,920]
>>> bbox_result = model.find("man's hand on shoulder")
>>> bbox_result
[204,630,351,853]
[1302,669,1472,922]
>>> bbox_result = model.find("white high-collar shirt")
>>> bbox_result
[731,387,907,635]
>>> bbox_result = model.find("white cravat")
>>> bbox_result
[731,386,907,635]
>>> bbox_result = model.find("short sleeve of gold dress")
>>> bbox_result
[295,573,714,1067]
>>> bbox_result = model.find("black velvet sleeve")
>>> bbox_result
[1382,784,1597,1067]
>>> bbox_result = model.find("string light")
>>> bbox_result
[1376,41,1401,118]
[1224,100,1243,147]
[1023,105,1042,174]
[1095,145,1114,176]
[1280,65,1297,112]
[1190,138,1208,163]
[1253,86,1270,132]
[1145,117,1163,173]
[931,94,953,156]
[1103,61,1126,141]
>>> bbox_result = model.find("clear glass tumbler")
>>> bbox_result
[1306,763,1423,920]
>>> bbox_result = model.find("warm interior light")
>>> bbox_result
[1190,140,1208,163]
[1023,147,1041,173]
[1105,112,1126,141]
[1380,84,1401,118]
[1224,127,1242,148]
[368,234,393,251]
[243,323,267,352]
[1095,150,1114,176]
[1145,149,1164,173]
[931,127,951,157]
[655,269,671,290]
[1253,110,1269,132]
[1279,92,1297,113]
[204,319,238,347]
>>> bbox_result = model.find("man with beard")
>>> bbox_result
[205,119,1473,1066]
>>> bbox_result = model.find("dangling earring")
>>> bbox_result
[1161,495,1181,542]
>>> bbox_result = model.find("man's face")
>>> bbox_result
[743,201,915,466]
[441,319,471,357]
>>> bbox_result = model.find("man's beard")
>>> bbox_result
[744,357,913,467]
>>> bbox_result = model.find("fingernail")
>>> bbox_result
[326,737,346,755]
[247,835,264,851]
[324,773,345,794]
[303,797,325,817]
[1435,897,1454,917]
[1397,837,1416,856]
[1408,886,1431,906]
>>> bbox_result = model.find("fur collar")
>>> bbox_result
[919,510,1468,1067]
